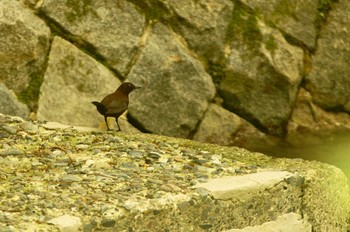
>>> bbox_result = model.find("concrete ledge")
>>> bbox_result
[0,114,349,231]
[195,171,295,201]
[227,213,312,232]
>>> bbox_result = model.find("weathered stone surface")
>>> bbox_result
[220,17,303,136]
[240,0,318,49]
[195,171,295,201]
[227,213,312,232]
[287,88,350,147]
[0,0,50,93]
[127,23,215,138]
[0,113,349,231]
[168,0,234,63]
[36,36,120,128]
[302,164,350,231]
[0,83,29,118]
[40,0,145,76]
[305,0,350,112]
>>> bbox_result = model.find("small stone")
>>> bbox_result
[101,219,116,227]
[196,187,210,197]
[128,150,144,159]
[1,125,17,134]
[193,158,208,165]
[0,131,9,138]
[83,223,93,232]
[201,207,210,221]
[76,144,89,150]
[196,166,216,174]
[120,162,138,170]
[48,215,82,232]
[0,149,25,156]
[199,224,212,229]
[147,151,161,160]
[177,201,191,212]
[211,155,222,165]
[158,157,168,163]
[160,183,182,192]
[61,174,82,182]
[52,149,63,156]
[19,122,38,132]
[286,173,305,187]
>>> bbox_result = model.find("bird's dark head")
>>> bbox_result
[117,82,140,94]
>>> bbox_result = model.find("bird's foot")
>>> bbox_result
[106,128,121,132]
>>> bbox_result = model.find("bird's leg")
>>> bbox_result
[104,116,111,131]
[116,118,121,131]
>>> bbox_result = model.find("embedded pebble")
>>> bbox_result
[1,125,17,134]
[76,144,89,150]
[101,219,116,227]
[128,150,144,159]
[160,183,182,192]
[61,174,83,182]
[147,151,161,160]
[48,215,82,232]
[19,122,38,132]
[0,149,25,156]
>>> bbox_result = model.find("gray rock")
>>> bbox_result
[168,0,234,63]
[193,104,242,146]
[0,149,25,157]
[36,36,120,128]
[101,219,116,228]
[39,0,145,76]
[0,0,50,93]
[19,122,38,132]
[287,88,350,147]
[220,18,303,136]
[127,23,215,138]
[48,215,82,232]
[240,0,318,49]
[0,84,29,118]
[61,174,82,182]
[128,150,144,159]
[1,124,17,135]
[305,0,350,113]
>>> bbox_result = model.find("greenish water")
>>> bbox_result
[256,133,350,186]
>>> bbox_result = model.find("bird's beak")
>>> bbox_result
[135,86,142,89]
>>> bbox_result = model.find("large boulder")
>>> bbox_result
[39,0,146,76]
[127,23,215,138]
[193,103,283,152]
[219,13,303,136]
[193,104,242,146]
[240,0,318,49]
[287,88,350,147]
[36,36,121,128]
[167,0,234,64]
[0,84,29,119]
[305,0,350,112]
[0,0,50,93]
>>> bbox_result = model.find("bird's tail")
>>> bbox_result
[92,101,107,114]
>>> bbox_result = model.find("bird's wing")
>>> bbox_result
[105,99,128,116]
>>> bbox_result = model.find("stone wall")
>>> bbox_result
[1,0,350,150]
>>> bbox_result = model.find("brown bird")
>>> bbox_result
[92,82,139,131]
